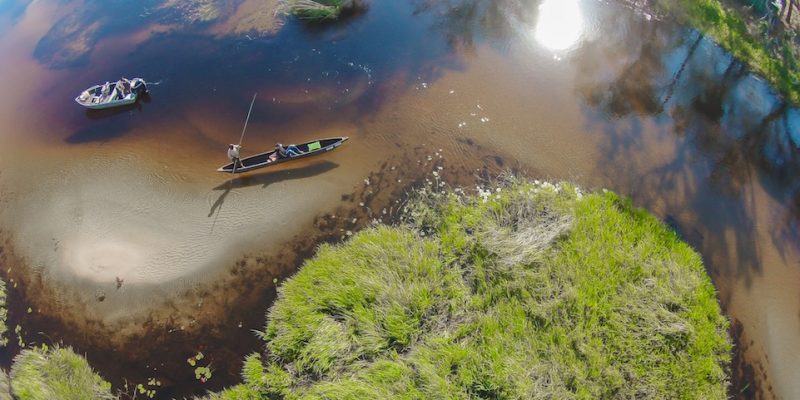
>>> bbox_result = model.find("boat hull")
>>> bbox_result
[76,94,139,110]
[217,137,349,174]
[75,78,147,110]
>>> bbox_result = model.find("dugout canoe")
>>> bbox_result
[217,137,348,174]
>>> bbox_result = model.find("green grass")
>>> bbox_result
[0,370,9,400]
[9,345,115,400]
[202,179,731,399]
[653,0,800,103]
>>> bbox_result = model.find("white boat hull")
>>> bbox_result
[75,78,147,110]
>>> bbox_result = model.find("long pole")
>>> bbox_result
[239,93,257,146]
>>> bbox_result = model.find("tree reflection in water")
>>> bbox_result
[574,6,800,276]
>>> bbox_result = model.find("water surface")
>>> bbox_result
[0,0,798,398]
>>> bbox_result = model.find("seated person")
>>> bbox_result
[275,143,302,158]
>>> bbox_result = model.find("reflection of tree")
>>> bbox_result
[575,16,800,396]
[33,0,239,68]
[576,8,800,286]
[576,15,692,117]
[411,0,536,50]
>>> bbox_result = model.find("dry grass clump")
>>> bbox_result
[476,181,575,268]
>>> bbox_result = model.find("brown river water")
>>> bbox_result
[0,0,798,398]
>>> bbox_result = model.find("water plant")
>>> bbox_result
[0,279,7,347]
[278,0,364,20]
[200,178,731,399]
[195,366,213,383]
[9,344,115,400]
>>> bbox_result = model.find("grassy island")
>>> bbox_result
[278,0,362,20]
[205,179,731,399]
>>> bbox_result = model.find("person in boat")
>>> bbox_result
[115,77,131,99]
[276,143,302,158]
[227,144,242,168]
[120,77,131,94]
[98,82,113,103]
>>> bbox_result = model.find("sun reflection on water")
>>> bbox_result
[534,0,585,51]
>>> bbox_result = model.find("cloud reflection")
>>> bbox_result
[535,0,584,51]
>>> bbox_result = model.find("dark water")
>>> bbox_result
[1,0,799,398]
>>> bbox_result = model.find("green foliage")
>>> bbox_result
[9,345,116,400]
[654,0,800,103]
[215,179,730,399]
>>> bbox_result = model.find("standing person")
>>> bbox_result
[227,144,242,168]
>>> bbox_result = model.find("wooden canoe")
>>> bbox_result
[217,137,348,174]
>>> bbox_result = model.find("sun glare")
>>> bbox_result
[534,0,585,51]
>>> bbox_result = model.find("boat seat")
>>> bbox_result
[308,141,321,151]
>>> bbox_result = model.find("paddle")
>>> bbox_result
[231,93,258,174]
[211,93,258,233]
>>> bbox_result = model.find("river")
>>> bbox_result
[0,0,797,398]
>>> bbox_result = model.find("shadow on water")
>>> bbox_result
[83,92,152,121]
[209,160,339,218]
[64,94,152,143]
[212,160,339,191]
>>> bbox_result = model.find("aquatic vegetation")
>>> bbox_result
[650,0,800,103]
[0,369,10,399]
[195,366,213,383]
[14,325,22,348]
[187,351,204,367]
[9,345,115,400]
[201,178,731,399]
[0,279,7,347]
[278,0,364,20]
[278,0,341,20]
